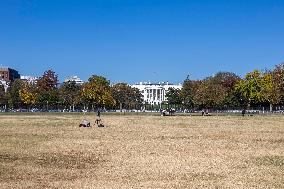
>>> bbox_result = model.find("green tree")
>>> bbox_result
[7,79,24,109]
[180,79,200,109]
[193,72,240,109]
[258,64,284,111]
[81,75,116,110]
[271,63,284,105]
[212,72,241,109]
[165,87,182,107]
[0,84,7,108]
[234,70,264,109]
[37,70,59,110]
[194,78,226,109]
[37,90,59,110]
[111,83,143,110]
[259,72,280,111]
[59,81,81,111]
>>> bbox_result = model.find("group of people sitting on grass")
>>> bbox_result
[79,110,104,127]
[160,108,176,116]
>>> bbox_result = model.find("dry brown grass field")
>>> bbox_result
[0,113,283,189]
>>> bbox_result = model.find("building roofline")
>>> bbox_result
[132,82,182,86]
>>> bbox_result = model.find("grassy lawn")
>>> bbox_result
[0,113,283,188]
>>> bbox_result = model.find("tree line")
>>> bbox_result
[0,70,143,111]
[166,63,284,111]
[0,62,284,112]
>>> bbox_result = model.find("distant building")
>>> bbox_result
[64,76,84,85]
[0,67,20,83]
[0,67,20,92]
[20,76,39,84]
[0,80,9,92]
[131,82,182,105]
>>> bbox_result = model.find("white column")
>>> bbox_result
[156,89,158,102]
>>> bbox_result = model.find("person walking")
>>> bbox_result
[242,109,246,117]
[97,110,101,118]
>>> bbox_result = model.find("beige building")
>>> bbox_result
[0,67,20,83]
[0,67,20,92]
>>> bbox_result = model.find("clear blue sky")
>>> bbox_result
[1,0,283,84]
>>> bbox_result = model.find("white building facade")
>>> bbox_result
[0,79,9,92]
[20,76,38,84]
[64,76,84,85]
[131,82,182,105]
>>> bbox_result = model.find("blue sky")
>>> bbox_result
[0,0,284,83]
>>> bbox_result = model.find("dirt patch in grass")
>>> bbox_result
[0,151,106,169]
[0,151,108,186]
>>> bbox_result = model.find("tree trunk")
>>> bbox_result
[270,103,273,112]
[247,99,251,110]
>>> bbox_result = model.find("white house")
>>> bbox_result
[131,82,182,105]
